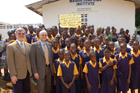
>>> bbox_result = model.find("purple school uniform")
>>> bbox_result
[52,48,59,61]
[125,34,130,43]
[59,38,66,48]
[54,59,63,93]
[115,53,134,91]
[85,61,99,93]
[25,33,36,44]
[115,47,131,54]
[60,61,76,93]
[99,58,117,93]
[130,51,140,89]
[46,36,53,43]
[79,50,91,87]
[110,50,116,59]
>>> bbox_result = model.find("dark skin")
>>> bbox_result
[75,29,81,36]
[47,29,52,38]
[52,40,58,50]
[85,29,90,37]
[106,29,110,36]
[109,42,115,52]
[70,29,75,36]
[100,49,116,86]
[112,29,117,38]
[85,54,101,91]
[132,35,136,41]
[53,28,58,37]
[117,44,131,93]
[90,28,94,34]
[65,39,71,50]
[36,29,41,38]
[96,29,101,36]
[78,39,84,49]
[105,37,111,46]
[62,32,67,40]
[60,52,76,89]
[91,40,95,48]
[94,39,100,50]
[81,40,91,79]
[70,44,81,80]
[28,25,34,34]
[54,51,64,85]
[131,41,140,93]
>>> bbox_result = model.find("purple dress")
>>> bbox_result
[115,53,133,91]
[99,58,117,93]
[130,51,140,89]
[86,62,99,93]
[54,59,62,93]
[79,50,91,87]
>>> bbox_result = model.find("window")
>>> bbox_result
[81,14,88,26]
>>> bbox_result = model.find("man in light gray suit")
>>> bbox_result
[30,30,54,93]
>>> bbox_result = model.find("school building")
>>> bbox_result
[26,0,140,36]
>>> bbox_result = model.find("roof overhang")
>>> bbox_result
[26,0,140,16]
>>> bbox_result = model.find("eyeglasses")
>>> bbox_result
[17,33,25,35]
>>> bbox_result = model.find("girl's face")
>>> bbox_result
[58,52,64,59]
[52,40,58,48]
[105,38,110,45]
[85,29,90,36]
[132,36,136,40]
[120,44,127,54]
[90,29,94,34]
[132,41,139,51]
[90,54,96,62]
[129,40,133,46]
[70,29,75,36]
[78,40,84,47]
[70,45,77,54]
[47,30,52,36]
[109,43,114,51]
[95,39,100,47]
[84,40,91,49]
[76,29,80,35]
[64,52,70,61]
[63,33,67,39]
[106,30,110,35]
[65,39,71,47]
[104,49,111,58]
[118,40,125,45]
[91,40,94,47]
[53,28,58,36]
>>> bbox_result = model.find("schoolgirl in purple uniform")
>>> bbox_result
[114,43,134,93]
[83,51,101,93]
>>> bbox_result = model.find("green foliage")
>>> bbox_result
[136,11,140,27]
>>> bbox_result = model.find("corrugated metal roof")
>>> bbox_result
[25,0,140,16]
[0,21,10,25]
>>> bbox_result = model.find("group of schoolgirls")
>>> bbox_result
[31,25,139,93]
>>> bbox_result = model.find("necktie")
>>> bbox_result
[43,44,50,65]
[21,43,25,54]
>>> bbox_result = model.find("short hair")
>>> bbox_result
[70,43,76,47]
[58,48,64,53]
[118,37,125,41]
[85,39,91,43]
[78,37,85,42]
[109,41,114,44]
[89,51,96,57]
[70,36,77,40]
[105,36,111,40]
[39,30,47,35]
[120,43,127,47]
[52,38,58,42]
[133,40,139,44]
[15,28,25,34]
[104,46,111,51]
[64,50,70,54]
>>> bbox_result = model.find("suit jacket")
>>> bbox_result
[6,41,32,79]
[30,41,54,79]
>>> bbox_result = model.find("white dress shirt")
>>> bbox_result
[16,39,25,50]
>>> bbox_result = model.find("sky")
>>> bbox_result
[0,0,43,24]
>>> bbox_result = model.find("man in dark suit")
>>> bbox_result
[6,28,32,93]
[30,30,54,93]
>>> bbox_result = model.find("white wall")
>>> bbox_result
[42,0,135,36]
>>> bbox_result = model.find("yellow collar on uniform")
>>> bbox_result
[63,60,71,68]
[125,33,130,37]
[77,46,85,51]
[89,60,96,68]
[94,47,102,53]
[36,36,40,41]
[58,58,63,63]
[81,30,84,34]
[131,50,140,57]
[29,32,36,36]
[71,53,78,60]
[83,35,89,39]
[9,40,16,43]
[53,35,57,38]
[75,34,81,37]
[111,48,116,55]
[103,57,113,64]
[65,46,69,50]
[52,47,59,53]
[84,49,91,56]
[47,36,53,42]
[119,52,127,59]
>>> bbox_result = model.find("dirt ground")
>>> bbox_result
[0,69,138,93]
